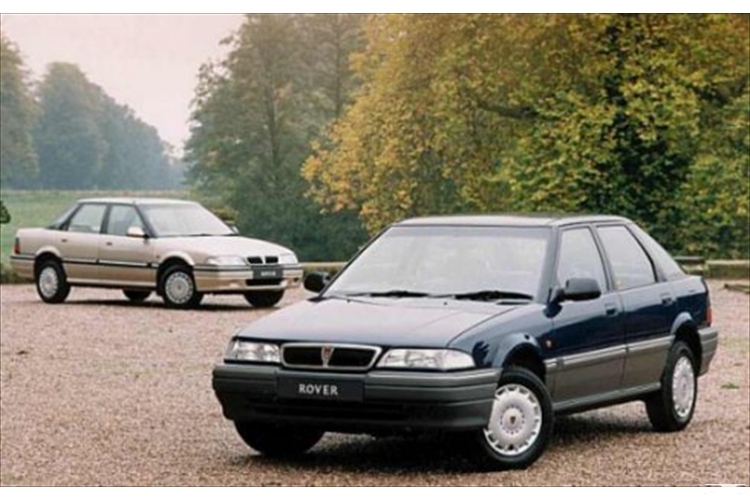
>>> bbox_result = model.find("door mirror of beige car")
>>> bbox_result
[126,226,147,238]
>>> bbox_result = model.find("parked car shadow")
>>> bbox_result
[65,298,256,311]
[229,411,654,474]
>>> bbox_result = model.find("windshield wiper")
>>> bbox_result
[346,289,436,298]
[445,290,534,302]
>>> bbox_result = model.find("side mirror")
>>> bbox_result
[304,272,330,293]
[553,277,601,303]
[126,226,147,238]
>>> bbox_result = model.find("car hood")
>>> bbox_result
[155,236,293,258]
[236,298,521,348]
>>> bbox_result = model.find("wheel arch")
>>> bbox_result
[33,248,63,276]
[492,333,546,383]
[156,254,194,292]
[670,313,702,373]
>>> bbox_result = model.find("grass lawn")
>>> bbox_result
[0,190,190,266]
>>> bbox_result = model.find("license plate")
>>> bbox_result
[278,377,363,402]
[252,265,282,279]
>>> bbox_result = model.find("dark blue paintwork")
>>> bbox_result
[230,214,716,412]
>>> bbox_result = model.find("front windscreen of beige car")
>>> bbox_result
[10,198,303,308]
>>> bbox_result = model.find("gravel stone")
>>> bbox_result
[1,281,748,485]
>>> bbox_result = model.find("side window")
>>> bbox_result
[628,224,685,281]
[557,228,607,292]
[106,205,144,236]
[598,225,657,290]
[66,204,106,234]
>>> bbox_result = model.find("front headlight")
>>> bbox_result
[224,339,280,363]
[377,349,475,371]
[206,255,247,266]
[278,253,298,265]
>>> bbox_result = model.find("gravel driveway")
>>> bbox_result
[1,281,748,486]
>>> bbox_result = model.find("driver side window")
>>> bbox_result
[106,205,144,236]
[557,228,607,291]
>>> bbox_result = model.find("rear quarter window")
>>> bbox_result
[628,224,686,280]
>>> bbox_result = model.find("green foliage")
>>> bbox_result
[305,14,750,258]
[186,14,368,261]
[0,32,38,188]
[33,63,181,190]
[0,199,10,224]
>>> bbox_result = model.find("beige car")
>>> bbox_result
[10,198,303,308]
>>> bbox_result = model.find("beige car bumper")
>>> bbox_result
[193,265,303,293]
[9,255,35,280]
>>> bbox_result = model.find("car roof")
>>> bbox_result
[395,214,632,227]
[77,197,198,206]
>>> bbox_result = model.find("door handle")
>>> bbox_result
[105,241,113,246]
[660,293,674,305]
[61,238,68,243]
[605,303,618,316]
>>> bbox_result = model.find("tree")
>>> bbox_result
[0,32,38,188]
[0,199,10,224]
[34,63,107,189]
[187,14,367,261]
[304,14,750,257]
[34,62,176,190]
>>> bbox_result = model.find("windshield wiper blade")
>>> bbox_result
[447,290,534,302]
[347,289,435,298]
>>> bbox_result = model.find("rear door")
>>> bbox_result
[59,203,108,283]
[596,224,676,389]
[98,204,156,286]
[547,226,625,403]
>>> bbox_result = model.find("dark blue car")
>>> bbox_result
[212,215,718,470]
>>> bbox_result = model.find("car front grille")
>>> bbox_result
[247,255,280,264]
[281,343,381,371]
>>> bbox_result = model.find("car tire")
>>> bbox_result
[234,421,324,457]
[470,366,554,470]
[123,290,151,303]
[645,340,697,432]
[160,265,203,308]
[35,259,71,304]
[243,290,284,308]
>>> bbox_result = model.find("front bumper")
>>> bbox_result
[193,265,303,293]
[212,364,499,433]
[698,325,719,376]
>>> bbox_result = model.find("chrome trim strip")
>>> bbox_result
[10,254,35,261]
[367,369,499,384]
[626,336,671,354]
[281,342,382,372]
[560,345,626,368]
[63,258,98,265]
[97,260,151,269]
[553,382,660,413]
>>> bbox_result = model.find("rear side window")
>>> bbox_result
[66,204,106,234]
[629,224,686,280]
[557,228,607,291]
[597,225,656,290]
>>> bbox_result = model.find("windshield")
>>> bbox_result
[326,225,551,299]
[140,203,233,237]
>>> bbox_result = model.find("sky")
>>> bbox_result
[1,14,245,154]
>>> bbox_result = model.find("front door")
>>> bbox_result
[98,204,156,286]
[547,227,625,404]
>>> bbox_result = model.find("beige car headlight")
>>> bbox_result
[278,253,298,265]
[206,255,247,266]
